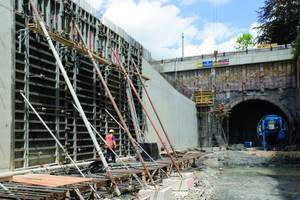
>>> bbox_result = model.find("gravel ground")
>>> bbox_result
[117,150,300,200]
[173,150,300,200]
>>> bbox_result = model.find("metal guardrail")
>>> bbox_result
[150,44,294,65]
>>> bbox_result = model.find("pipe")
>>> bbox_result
[0,183,21,200]
[111,49,182,177]
[73,21,156,186]
[27,0,120,196]
[131,59,179,159]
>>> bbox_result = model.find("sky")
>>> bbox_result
[84,0,265,60]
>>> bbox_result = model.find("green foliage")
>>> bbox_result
[234,33,256,50]
[255,0,300,45]
[291,27,300,62]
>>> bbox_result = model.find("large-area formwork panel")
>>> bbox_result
[11,0,144,170]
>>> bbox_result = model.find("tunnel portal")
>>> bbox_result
[227,99,289,148]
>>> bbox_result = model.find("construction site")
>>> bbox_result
[0,0,300,199]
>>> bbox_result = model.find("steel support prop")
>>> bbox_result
[72,104,129,170]
[20,93,101,199]
[105,109,169,178]
[28,0,120,196]
[111,49,182,177]
[131,60,179,159]
[73,105,148,187]
[73,21,156,186]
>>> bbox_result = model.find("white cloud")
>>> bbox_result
[249,22,260,39]
[197,22,241,41]
[102,0,199,59]
[84,0,257,60]
[181,35,237,58]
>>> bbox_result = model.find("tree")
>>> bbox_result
[234,33,255,50]
[291,27,300,62]
[255,0,300,45]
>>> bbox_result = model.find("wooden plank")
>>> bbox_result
[0,175,13,182]
[12,174,93,187]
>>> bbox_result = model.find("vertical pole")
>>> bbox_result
[131,60,179,159]
[73,21,156,186]
[182,32,184,58]
[111,49,182,177]
[28,0,120,195]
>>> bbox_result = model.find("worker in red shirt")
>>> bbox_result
[105,129,117,163]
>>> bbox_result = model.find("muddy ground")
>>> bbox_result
[178,150,300,200]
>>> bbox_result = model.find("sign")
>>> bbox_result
[218,59,229,65]
[197,59,229,68]
[257,43,278,48]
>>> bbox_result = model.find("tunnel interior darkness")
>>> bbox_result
[227,99,288,147]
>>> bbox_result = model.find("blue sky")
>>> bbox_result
[85,0,265,60]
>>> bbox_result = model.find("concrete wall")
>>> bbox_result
[157,45,293,73]
[0,1,13,171]
[151,46,298,148]
[142,58,198,150]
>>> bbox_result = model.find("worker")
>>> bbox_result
[219,103,225,113]
[277,129,286,150]
[105,129,117,163]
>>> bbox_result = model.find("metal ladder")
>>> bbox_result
[125,80,143,142]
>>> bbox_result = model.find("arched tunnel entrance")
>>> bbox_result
[227,98,291,148]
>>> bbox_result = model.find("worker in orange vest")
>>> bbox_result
[219,103,225,113]
[105,129,117,163]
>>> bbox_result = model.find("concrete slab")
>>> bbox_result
[162,178,194,191]
[139,186,172,200]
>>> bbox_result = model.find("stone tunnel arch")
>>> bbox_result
[225,95,295,147]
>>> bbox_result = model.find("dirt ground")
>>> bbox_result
[177,150,300,200]
[116,150,300,200]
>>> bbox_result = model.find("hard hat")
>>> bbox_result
[109,129,115,133]
[221,103,224,105]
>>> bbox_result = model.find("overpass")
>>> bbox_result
[151,45,300,149]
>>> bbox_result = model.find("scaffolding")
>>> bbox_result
[13,0,144,170]
[194,88,228,148]
[194,88,214,117]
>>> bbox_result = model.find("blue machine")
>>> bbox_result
[257,115,286,150]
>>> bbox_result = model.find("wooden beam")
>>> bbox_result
[28,23,111,65]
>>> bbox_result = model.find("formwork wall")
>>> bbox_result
[9,0,146,170]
